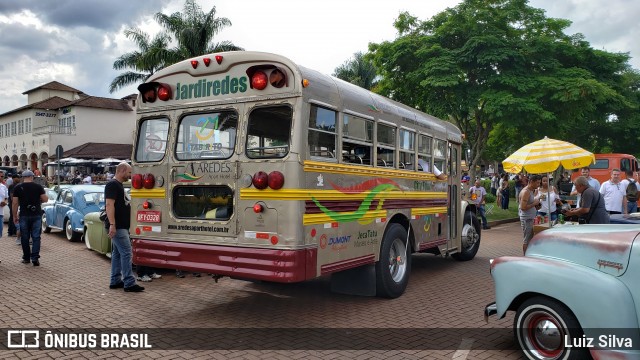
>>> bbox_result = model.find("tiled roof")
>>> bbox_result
[0,96,73,117]
[68,96,133,111]
[62,142,133,160]
[22,81,83,95]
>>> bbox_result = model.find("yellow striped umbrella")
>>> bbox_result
[502,136,595,174]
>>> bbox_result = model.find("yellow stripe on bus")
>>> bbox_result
[411,207,449,216]
[240,188,447,201]
[303,160,443,181]
[303,210,387,225]
[130,188,166,198]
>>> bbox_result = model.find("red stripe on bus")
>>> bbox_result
[320,254,375,275]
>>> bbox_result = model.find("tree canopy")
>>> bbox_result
[110,0,242,93]
[333,51,379,90]
[369,0,637,176]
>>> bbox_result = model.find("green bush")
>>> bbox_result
[485,193,496,203]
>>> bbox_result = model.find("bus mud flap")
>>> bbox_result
[330,264,376,296]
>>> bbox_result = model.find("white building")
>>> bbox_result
[0,81,136,175]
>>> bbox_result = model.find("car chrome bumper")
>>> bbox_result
[484,302,497,323]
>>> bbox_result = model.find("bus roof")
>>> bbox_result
[139,51,462,143]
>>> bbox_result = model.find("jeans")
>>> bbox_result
[0,214,3,236]
[477,205,488,228]
[628,202,638,214]
[110,229,136,288]
[536,211,558,222]
[8,203,16,235]
[19,214,42,261]
[501,188,510,209]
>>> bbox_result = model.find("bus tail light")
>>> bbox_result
[215,55,223,64]
[132,174,143,189]
[157,84,172,101]
[268,171,285,190]
[251,71,268,90]
[142,200,153,209]
[191,60,199,69]
[253,203,264,213]
[203,57,211,67]
[252,171,269,189]
[269,69,286,88]
[137,82,172,103]
[143,174,155,189]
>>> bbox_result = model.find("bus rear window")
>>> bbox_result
[176,111,238,160]
[173,186,233,220]
[136,118,170,163]
[246,105,292,159]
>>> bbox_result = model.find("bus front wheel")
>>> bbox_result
[375,223,411,298]
[453,211,480,261]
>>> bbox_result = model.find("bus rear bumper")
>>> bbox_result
[132,238,317,283]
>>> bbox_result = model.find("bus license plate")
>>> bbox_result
[137,210,161,223]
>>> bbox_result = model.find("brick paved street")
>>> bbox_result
[0,221,526,359]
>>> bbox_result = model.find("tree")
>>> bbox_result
[369,0,633,178]
[109,28,171,93]
[154,0,243,64]
[333,52,379,90]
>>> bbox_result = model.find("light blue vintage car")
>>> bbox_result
[485,224,640,360]
[42,185,105,241]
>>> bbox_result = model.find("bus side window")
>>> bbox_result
[308,105,337,160]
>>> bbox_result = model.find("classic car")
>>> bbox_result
[83,187,130,257]
[42,184,105,241]
[83,210,111,257]
[484,225,640,360]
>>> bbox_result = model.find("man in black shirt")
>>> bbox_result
[106,162,144,292]
[12,170,48,266]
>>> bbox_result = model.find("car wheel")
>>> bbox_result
[42,213,51,233]
[515,296,589,360]
[65,219,80,242]
[375,223,411,298]
[452,210,481,261]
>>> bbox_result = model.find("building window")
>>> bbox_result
[26,118,31,133]
[18,120,24,134]
[4,124,8,138]
[11,122,16,136]
[71,115,76,128]
[0,126,3,137]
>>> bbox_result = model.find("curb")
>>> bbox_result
[488,218,519,227]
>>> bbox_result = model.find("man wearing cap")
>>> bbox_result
[7,173,21,241]
[12,170,48,266]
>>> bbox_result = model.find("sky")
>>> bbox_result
[0,0,638,114]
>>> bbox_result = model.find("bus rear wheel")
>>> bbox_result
[375,223,411,298]
[453,211,480,261]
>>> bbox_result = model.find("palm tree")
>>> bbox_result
[154,0,243,64]
[109,28,171,93]
[333,52,379,90]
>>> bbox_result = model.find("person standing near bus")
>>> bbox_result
[570,167,600,206]
[519,174,542,254]
[106,162,144,292]
[468,179,490,230]
[12,170,48,266]
[599,168,625,215]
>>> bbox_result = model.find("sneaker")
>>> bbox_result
[16,238,21,245]
[109,282,125,289]
[150,273,162,279]
[137,275,153,282]
[21,259,30,264]
[193,273,201,277]
[124,284,145,292]
[32,260,40,266]
[176,270,185,278]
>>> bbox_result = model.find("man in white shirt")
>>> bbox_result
[82,174,92,184]
[0,172,8,242]
[599,168,625,214]
[417,158,445,180]
[571,167,600,206]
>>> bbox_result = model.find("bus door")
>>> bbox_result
[166,109,240,242]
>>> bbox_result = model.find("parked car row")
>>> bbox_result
[42,185,106,241]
